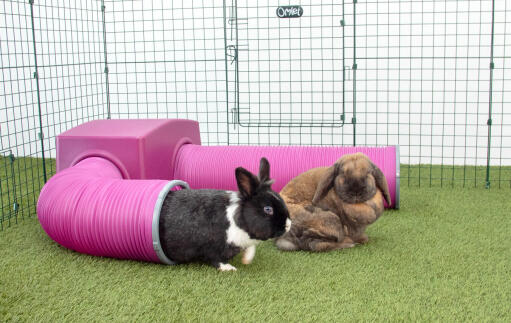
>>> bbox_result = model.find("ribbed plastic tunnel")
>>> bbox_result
[174,145,399,208]
[37,157,180,263]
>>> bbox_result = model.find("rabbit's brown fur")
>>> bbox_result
[275,205,355,252]
[275,152,391,252]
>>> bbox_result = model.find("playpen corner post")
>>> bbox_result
[485,0,496,189]
[29,0,47,183]
[101,0,111,120]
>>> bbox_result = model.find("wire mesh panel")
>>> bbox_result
[105,0,229,145]
[346,0,510,187]
[1,0,46,226]
[32,0,108,167]
[0,150,18,229]
[0,0,107,228]
[225,0,352,146]
[490,0,511,188]
[90,0,511,185]
[1,0,511,232]
[227,0,346,126]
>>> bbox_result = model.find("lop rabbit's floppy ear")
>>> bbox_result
[312,164,338,205]
[236,167,259,198]
[370,162,391,205]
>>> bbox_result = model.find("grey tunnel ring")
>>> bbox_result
[152,180,190,265]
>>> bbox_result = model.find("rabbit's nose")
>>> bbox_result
[349,178,364,191]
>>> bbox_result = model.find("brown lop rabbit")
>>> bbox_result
[275,152,391,252]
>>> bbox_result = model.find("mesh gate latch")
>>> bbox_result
[487,119,492,126]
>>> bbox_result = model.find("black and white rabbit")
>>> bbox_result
[159,157,291,271]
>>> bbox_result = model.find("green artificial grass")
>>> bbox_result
[1,186,510,322]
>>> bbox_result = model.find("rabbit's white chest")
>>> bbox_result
[225,192,261,249]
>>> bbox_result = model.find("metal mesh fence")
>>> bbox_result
[1,0,510,229]
[224,0,510,187]
[105,1,229,144]
[230,1,346,126]
[0,0,107,229]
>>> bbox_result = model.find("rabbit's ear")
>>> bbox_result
[370,162,391,205]
[236,167,259,198]
[258,157,270,183]
[312,164,338,205]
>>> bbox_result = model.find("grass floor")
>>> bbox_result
[1,186,510,322]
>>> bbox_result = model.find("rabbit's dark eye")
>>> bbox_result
[263,206,274,215]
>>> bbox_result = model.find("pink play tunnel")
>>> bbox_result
[38,119,399,264]
[174,145,399,208]
[37,157,188,264]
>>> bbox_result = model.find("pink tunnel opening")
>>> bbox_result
[37,157,187,264]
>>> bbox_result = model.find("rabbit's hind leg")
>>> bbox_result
[308,239,355,252]
[275,234,300,251]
